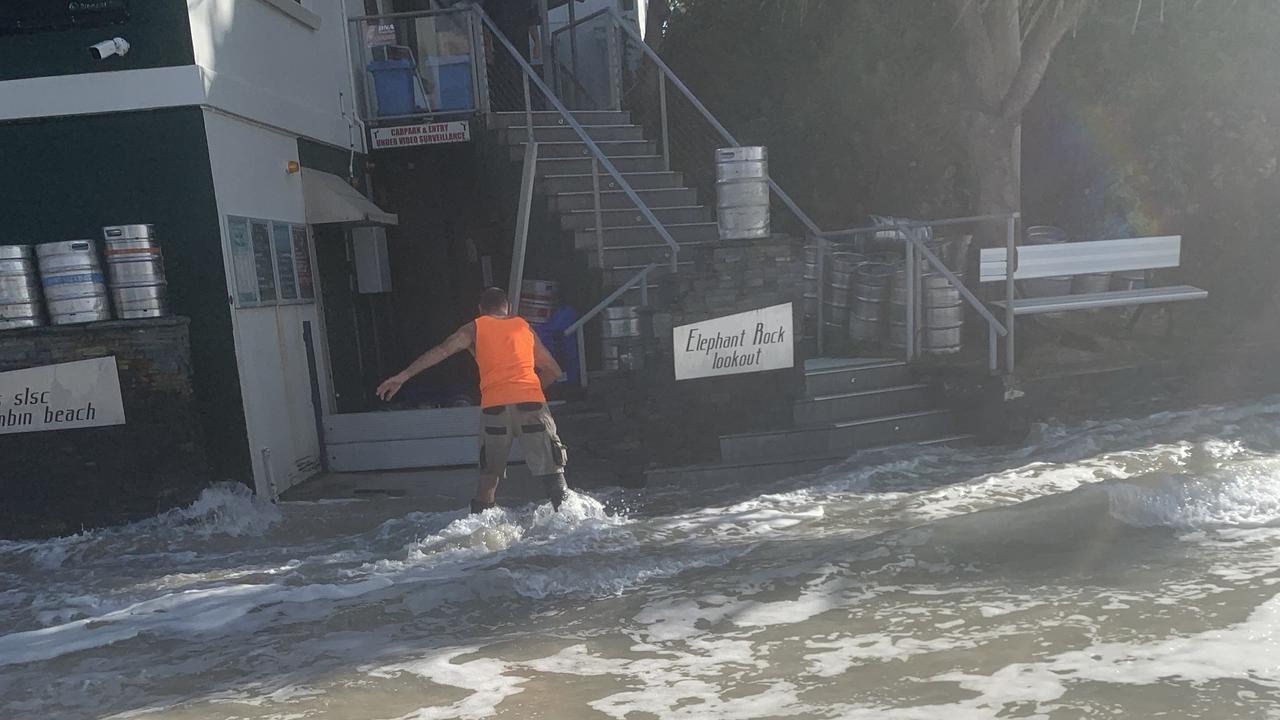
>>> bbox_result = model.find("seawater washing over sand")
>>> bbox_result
[4,398,1280,718]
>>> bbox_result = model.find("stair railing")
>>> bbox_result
[474,5,679,388]
[475,5,680,273]
[813,213,1018,373]
[551,7,823,238]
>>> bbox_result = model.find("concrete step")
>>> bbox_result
[560,205,714,231]
[792,383,933,426]
[602,261,694,287]
[509,140,656,161]
[541,171,684,195]
[573,222,720,250]
[536,155,667,177]
[491,110,632,128]
[551,187,698,212]
[646,433,975,487]
[803,359,914,397]
[499,124,647,145]
[718,409,955,464]
[587,242,713,269]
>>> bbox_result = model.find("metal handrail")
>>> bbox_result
[559,7,824,238]
[564,264,657,338]
[562,263,658,389]
[815,212,1019,373]
[474,5,681,272]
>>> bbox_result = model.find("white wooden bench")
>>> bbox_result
[979,235,1207,316]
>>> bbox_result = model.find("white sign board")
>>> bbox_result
[673,303,794,381]
[0,357,126,435]
[371,121,471,150]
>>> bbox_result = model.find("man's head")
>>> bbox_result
[479,287,510,316]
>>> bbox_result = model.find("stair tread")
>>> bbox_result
[543,171,678,179]
[804,357,905,375]
[540,154,664,162]
[584,221,717,230]
[514,140,650,145]
[724,408,952,440]
[553,188,692,197]
[566,204,709,215]
[651,434,977,475]
[804,383,931,403]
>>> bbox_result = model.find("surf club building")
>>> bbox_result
[0,1,666,529]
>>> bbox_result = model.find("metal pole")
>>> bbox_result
[577,329,589,388]
[522,74,534,143]
[538,0,553,86]
[591,157,605,270]
[815,235,826,357]
[468,11,489,116]
[988,323,997,374]
[905,236,915,361]
[568,0,579,107]
[640,278,649,306]
[509,142,538,314]
[659,72,670,171]
[1005,216,1017,373]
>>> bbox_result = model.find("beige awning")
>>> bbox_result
[301,169,398,226]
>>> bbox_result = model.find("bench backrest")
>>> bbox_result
[979,235,1182,283]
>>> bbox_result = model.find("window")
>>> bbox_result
[228,216,316,308]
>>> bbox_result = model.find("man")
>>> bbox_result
[376,287,569,514]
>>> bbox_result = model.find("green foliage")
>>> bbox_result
[664,0,1280,321]
[662,0,971,227]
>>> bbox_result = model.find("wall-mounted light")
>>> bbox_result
[286,161,301,175]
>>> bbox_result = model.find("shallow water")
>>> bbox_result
[5,400,1280,719]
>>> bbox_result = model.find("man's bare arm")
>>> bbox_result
[532,333,564,389]
[377,323,475,401]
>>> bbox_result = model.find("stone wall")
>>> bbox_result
[0,317,212,539]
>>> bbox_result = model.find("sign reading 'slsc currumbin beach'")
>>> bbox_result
[0,357,126,435]
[673,303,794,381]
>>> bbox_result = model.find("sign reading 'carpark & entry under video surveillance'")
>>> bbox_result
[371,121,471,150]
[0,357,125,435]
[673,303,794,381]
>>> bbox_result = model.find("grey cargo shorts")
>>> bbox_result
[479,402,567,478]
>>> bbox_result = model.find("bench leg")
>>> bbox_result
[1125,305,1145,331]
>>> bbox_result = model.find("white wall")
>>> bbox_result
[189,0,364,152]
[203,109,333,497]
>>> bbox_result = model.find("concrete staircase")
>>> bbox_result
[491,110,717,303]
[646,358,972,485]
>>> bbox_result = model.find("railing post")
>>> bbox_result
[988,322,998,374]
[1005,215,1017,373]
[905,235,915,362]
[469,10,490,117]
[591,157,605,270]
[509,142,538,314]
[523,73,534,144]
[577,329,589,389]
[815,234,826,357]
[640,278,649,306]
[659,72,670,171]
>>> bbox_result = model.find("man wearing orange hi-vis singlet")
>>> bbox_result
[376,288,570,514]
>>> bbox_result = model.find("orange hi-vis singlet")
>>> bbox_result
[474,315,546,409]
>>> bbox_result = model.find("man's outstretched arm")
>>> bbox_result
[377,323,475,401]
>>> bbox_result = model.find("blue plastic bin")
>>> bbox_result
[367,59,416,117]
[534,306,581,386]
[429,55,475,112]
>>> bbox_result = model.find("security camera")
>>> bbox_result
[89,37,130,61]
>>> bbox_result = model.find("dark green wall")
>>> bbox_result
[0,108,251,481]
[0,1,194,81]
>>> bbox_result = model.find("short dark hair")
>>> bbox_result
[479,287,509,314]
